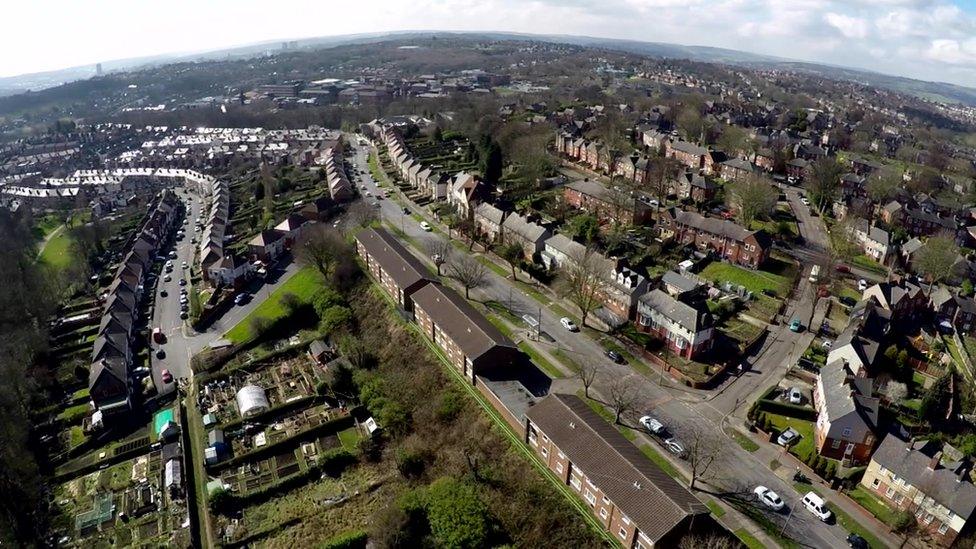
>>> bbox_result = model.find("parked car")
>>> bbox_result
[839,296,856,307]
[846,533,868,549]
[560,317,579,332]
[800,196,810,206]
[180,311,188,320]
[234,293,250,305]
[639,415,665,436]
[179,279,187,286]
[754,486,786,511]
[858,278,868,291]
[606,349,624,363]
[834,264,850,273]
[777,428,800,447]
[420,221,432,232]
[788,387,803,404]
[663,438,686,457]
[155,349,166,359]
[161,369,173,383]
[160,289,168,297]
[789,319,803,332]
[802,492,832,522]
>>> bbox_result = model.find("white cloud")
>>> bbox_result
[824,12,870,39]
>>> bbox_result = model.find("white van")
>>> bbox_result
[802,492,832,522]
[808,264,821,283]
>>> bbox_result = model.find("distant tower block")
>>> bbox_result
[96,63,103,76]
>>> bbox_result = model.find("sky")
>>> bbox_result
[7,0,976,87]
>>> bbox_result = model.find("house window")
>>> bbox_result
[556,463,563,474]
[832,439,842,449]
[600,507,608,519]
[584,489,596,506]
[885,487,895,499]
[895,493,904,504]
[938,523,949,535]
[619,527,627,540]
[570,475,581,490]
[842,427,852,438]
[636,541,646,549]
[924,513,934,524]
[603,495,611,505]
[540,447,548,458]
[872,477,880,488]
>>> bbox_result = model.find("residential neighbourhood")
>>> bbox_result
[8,20,976,549]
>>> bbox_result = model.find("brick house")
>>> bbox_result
[861,435,976,547]
[501,212,551,261]
[473,202,507,244]
[930,287,976,334]
[247,229,286,263]
[665,139,711,173]
[671,170,718,203]
[862,280,927,323]
[412,282,522,383]
[657,208,771,268]
[563,179,653,226]
[635,289,715,359]
[525,393,713,548]
[355,227,434,311]
[813,360,879,466]
[848,218,891,264]
[602,264,650,322]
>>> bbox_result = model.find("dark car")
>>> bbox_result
[180,311,188,320]
[606,350,625,364]
[160,289,168,297]
[839,296,856,307]
[155,349,166,359]
[846,533,867,549]
[835,264,851,274]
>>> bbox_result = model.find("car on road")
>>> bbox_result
[371,201,380,208]
[180,311,188,320]
[663,438,686,458]
[846,533,868,549]
[160,289,168,297]
[835,264,850,273]
[788,387,803,404]
[163,274,171,282]
[360,185,367,190]
[179,296,188,305]
[858,278,868,291]
[179,279,187,286]
[168,251,177,259]
[560,317,579,332]
[606,349,624,363]
[181,261,188,269]
[155,349,166,359]
[801,492,832,522]
[161,369,173,383]
[420,221,432,231]
[234,293,250,306]
[753,486,785,511]
[639,415,665,434]
[777,427,800,446]
[800,196,810,205]
[402,207,410,214]
[133,367,151,377]
[152,327,166,344]
[789,318,802,332]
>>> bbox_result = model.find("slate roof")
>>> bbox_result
[638,289,713,332]
[667,208,770,247]
[473,202,506,226]
[527,394,708,543]
[670,140,708,156]
[249,229,284,247]
[871,435,976,519]
[818,360,878,431]
[411,282,516,361]
[355,227,434,290]
[661,271,701,294]
[502,212,550,243]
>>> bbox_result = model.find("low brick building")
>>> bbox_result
[813,360,879,466]
[526,393,714,548]
[355,227,434,311]
[658,208,770,268]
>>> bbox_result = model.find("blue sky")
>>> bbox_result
[7,0,976,88]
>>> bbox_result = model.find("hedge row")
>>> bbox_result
[318,530,367,549]
[756,398,817,421]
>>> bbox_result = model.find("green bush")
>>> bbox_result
[757,399,817,421]
[426,477,491,549]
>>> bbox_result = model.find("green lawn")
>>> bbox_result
[764,413,816,461]
[224,267,323,344]
[734,529,764,549]
[851,255,888,276]
[732,430,760,452]
[701,260,793,297]
[848,485,899,527]
[337,426,360,450]
[705,499,726,518]
[38,226,75,270]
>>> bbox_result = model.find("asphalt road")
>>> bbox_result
[348,139,856,547]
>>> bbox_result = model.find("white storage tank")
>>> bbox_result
[235,384,270,418]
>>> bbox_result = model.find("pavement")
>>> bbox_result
[348,138,875,548]
[148,189,303,395]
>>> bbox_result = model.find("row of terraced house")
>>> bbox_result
[354,226,723,547]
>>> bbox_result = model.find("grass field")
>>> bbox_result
[701,259,794,297]
[847,485,899,527]
[224,267,323,344]
[38,225,75,269]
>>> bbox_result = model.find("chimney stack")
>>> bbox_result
[929,451,943,471]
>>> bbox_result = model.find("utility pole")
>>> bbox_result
[537,305,542,340]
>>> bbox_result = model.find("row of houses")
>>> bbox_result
[89,191,182,417]
[354,226,721,547]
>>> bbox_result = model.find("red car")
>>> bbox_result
[834,264,850,273]
[161,369,173,383]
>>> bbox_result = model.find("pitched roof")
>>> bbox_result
[667,208,770,247]
[502,212,550,242]
[473,202,506,226]
[249,229,284,247]
[638,289,713,332]
[871,435,976,519]
[818,360,878,430]
[527,394,708,542]
[355,227,434,290]
[411,282,516,361]
[662,270,701,294]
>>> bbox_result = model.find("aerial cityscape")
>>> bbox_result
[7,2,976,548]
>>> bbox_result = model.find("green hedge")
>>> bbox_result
[318,530,367,549]
[756,399,817,421]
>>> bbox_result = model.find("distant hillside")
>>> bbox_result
[4,30,976,107]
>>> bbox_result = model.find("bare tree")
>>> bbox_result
[577,361,599,399]
[805,157,844,213]
[423,236,453,276]
[556,247,610,328]
[687,429,723,490]
[447,254,488,299]
[606,376,639,424]
[498,242,524,280]
[866,168,901,219]
[728,173,777,228]
[347,200,378,229]
[914,234,961,292]
[295,225,352,280]
[679,534,738,549]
